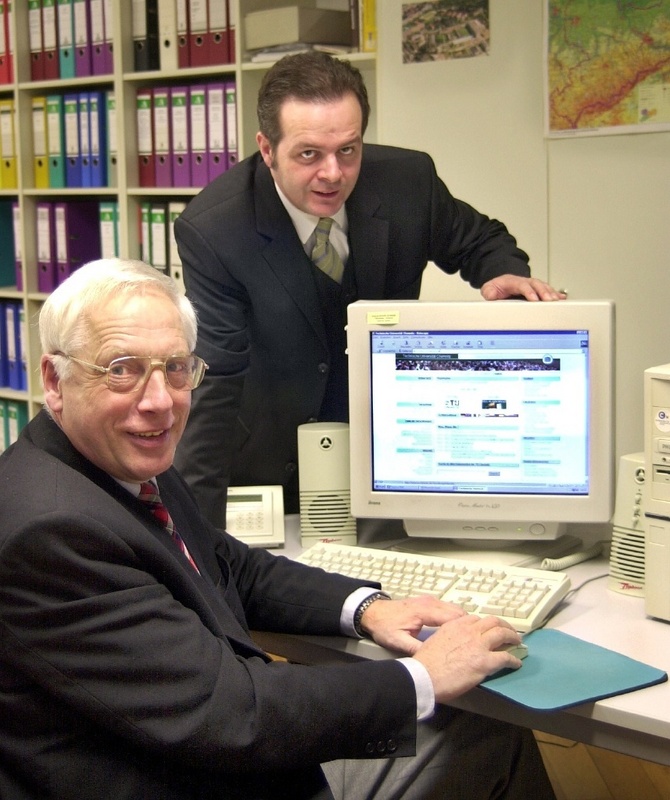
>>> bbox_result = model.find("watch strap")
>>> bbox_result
[353,591,391,638]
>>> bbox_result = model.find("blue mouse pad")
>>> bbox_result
[480,629,668,711]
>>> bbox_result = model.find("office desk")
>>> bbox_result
[252,518,670,767]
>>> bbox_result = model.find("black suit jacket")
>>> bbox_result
[0,412,417,799]
[174,145,531,524]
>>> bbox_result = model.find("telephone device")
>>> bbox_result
[226,485,285,548]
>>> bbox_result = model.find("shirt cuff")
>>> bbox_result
[397,658,436,721]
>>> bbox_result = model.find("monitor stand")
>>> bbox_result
[388,530,583,568]
[354,517,584,568]
[381,519,583,567]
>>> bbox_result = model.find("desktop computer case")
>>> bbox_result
[608,452,646,596]
[644,363,670,622]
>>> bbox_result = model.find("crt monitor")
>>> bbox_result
[347,299,615,550]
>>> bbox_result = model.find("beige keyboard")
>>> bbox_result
[297,542,572,633]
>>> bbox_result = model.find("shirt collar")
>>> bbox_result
[117,479,156,498]
[274,181,348,245]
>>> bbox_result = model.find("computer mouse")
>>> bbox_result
[503,642,528,660]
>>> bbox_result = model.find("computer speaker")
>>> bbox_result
[608,452,646,596]
[297,422,357,547]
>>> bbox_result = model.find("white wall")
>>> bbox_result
[375,0,670,462]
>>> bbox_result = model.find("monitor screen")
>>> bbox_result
[347,300,615,548]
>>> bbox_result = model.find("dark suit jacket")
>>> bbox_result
[0,412,417,799]
[174,145,531,524]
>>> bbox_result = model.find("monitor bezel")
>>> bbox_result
[347,299,615,537]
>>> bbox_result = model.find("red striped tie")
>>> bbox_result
[138,482,200,574]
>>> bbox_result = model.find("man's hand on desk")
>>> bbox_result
[360,595,524,704]
[359,594,466,650]
[480,274,567,302]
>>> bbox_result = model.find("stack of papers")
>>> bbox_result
[249,43,354,63]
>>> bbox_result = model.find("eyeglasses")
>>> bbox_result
[62,354,209,393]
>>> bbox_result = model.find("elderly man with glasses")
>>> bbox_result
[0,258,555,800]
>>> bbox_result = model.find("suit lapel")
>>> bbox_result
[254,164,328,348]
[252,157,391,328]
[346,173,389,298]
[158,471,270,660]
[28,413,268,660]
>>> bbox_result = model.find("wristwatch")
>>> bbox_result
[353,591,391,638]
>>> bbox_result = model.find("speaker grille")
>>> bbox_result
[608,526,645,596]
[299,490,356,537]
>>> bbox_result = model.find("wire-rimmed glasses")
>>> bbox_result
[61,354,208,393]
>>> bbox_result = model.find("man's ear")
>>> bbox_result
[256,132,274,169]
[41,355,64,415]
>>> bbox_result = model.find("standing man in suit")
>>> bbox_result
[174,51,566,527]
[0,258,556,799]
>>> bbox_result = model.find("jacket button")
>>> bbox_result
[365,739,395,755]
[285,462,297,475]
[317,362,329,374]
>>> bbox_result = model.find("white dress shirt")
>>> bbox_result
[274,183,350,265]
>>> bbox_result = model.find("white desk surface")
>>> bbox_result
[251,517,670,766]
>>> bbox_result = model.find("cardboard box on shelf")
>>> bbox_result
[244,6,353,51]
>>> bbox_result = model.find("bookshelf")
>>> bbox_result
[0,0,377,440]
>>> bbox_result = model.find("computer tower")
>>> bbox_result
[297,422,357,548]
[644,363,670,621]
[608,452,646,596]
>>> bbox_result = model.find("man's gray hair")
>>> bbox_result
[40,258,198,381]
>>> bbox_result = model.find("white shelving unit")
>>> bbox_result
[0,0,376,425]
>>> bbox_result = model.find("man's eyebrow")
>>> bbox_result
[293,136,362,151]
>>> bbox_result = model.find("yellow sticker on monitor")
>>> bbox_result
[366,311,400,326]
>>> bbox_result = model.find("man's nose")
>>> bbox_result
[139,366,173,407]
[318,154,342,181]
